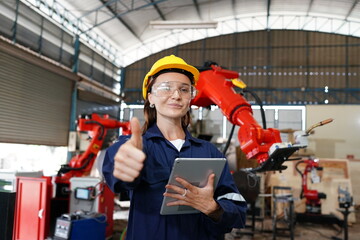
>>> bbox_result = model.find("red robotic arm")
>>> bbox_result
[192,63,298,171]
[295,158,326,214]
[56,113,130,184]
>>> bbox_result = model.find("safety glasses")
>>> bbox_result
[151,81,197,100]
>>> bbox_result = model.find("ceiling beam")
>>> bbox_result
[80,0,169,34]
[79,0,118,19]
[193,0,202,20]
[306,0,314,16]
[150,0,166,20]
[345,0,359,19]
[231,0,237,16]
[99,0,141,40]
[334,0,359,32]
[266,0,271,30]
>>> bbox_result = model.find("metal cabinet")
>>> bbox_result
[13,177,52,240]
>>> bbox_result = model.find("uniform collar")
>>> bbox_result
[144,123,202,144]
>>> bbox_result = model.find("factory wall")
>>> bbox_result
[307,105,360,160]
[123,30,360,105]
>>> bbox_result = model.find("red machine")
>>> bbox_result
[56,113,131,185]
[292,119,333,214]
[55,113,131,211]
[192,62,299,171]
[295,158,326,214]
[53,113,130,238]
[13,114,131,240]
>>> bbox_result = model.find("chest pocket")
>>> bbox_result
[142,166,170,185]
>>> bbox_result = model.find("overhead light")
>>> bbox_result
[149,20,218,29]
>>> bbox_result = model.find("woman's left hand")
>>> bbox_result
[163,173,220,216]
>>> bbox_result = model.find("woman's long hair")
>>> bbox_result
[142,74,193,134]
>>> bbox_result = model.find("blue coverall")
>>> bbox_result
[103,124,247,240]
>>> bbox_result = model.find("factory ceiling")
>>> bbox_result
[21,0,360,67]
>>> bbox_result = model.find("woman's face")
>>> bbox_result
[148,72,193,121]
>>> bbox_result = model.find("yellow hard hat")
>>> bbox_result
[142,55,199,99]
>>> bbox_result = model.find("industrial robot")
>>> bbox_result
[292,119,334,215]
[53,113,131,238]
[295,157,326,214]
[192,62,300,171]
[55,113,131,193]
[190,62,337,238]
[292,119,347,227]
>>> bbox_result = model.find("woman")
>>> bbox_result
[102,55,247,240]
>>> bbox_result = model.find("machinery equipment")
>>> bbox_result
[53,211,107,240]
[68,177,115,237]
[13,113,130,240]
[293,118,333,214]
[53,113,131,237]
[338,186,353,210]
[293,118,334,148]
[292,118,343,228]
[295,158,326,214]
[190,63,336,237]
[56,113,131,186]
[192,62,299,171]
[333,186,353,240]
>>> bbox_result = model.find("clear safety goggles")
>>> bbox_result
[151,81,197,100]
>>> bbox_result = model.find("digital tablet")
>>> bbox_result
[160,157,226,215]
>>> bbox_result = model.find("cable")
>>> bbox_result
[243,88,267,129]
[295,160,305,177]
[295,160,305,198]
[120,227,127,240]
[91,213,107,224]
[88,180,105,212]
[85,120,105,140]
[222,123,236,155]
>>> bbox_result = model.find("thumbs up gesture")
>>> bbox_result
[113,117,146,182]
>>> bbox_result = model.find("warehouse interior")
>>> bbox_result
[1,0,360,239]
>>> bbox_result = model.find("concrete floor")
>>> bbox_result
[227,206,360,240]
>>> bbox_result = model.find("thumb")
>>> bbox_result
[129,117,142,149]
[207,173,215,188]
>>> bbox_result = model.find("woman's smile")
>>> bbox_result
[167,102,183,108]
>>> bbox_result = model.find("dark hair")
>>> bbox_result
[142,71,194,134]
[153,68,194,84]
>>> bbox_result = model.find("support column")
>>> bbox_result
[67,35,80,162]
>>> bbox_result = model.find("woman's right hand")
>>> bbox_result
[113,117,146,182]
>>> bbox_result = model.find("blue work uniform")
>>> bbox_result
[103,124,247,240]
